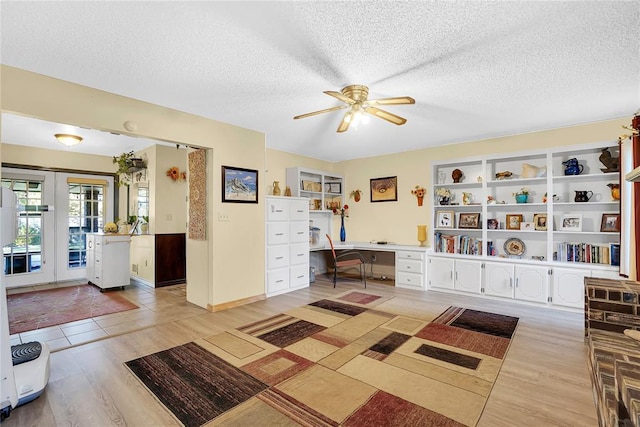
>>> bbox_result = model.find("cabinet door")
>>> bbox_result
[289,221,308,243]
[289,243,308,266]
[484,262,514,298]
[454,260,482,294]
[428,257,454,289]
[514,265,548,303]
[289,199,309,221]
[553,267,589,309]
[267,222,289,245]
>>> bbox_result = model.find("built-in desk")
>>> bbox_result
[311,242,429,290]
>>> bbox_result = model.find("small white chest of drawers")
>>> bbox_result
[395,250,427,290]
[86,233,131,290]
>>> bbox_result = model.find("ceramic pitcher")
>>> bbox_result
[562,158,584,175]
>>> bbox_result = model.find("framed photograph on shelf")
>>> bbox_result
[325,182,342,194]
[600,213,620,232]
[370,176,398,202]
[487,218,499,229]
[222,166,258,203]
[520,221,535,231]
[459,212,480,229]
[533,213,547,231]
[560,214,583,232]
[436,210,454,228]
[506,214,524,230]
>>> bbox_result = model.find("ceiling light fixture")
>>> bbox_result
[54,133,83,147]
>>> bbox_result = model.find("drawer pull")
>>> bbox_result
[296,209,304,213]
[275,209,284,213]
[297,232,304,235]
[297,275,304,279]
[275,279,284,283]
[297,253,304,257]
[406,266,411,269]
[275,256,284,260]
[275,233,284,236]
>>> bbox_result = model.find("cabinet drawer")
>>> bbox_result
[267,245,289,269]
[267,268,289,293]
[396,250,424,261]
[267,222,289,245]
[289,199,309,221]
[397,258,424,274]
[266,199,289,221]
[289,243,308,266]
[396,271,423,289]
[289,221,308,243]
[290,264,309,288]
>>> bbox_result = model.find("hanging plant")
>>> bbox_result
[113,151,146,186]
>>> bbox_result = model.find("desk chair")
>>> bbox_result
[325,234,367,288]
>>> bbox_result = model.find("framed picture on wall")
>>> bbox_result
[222,166,258,203]
[370,176,398,202]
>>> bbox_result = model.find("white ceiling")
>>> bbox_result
[1,1,639,162]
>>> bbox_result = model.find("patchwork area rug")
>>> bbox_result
[8,284,138,334]
[126,290,519,427]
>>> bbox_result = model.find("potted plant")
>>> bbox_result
[435,187,452,205]
[411,185,426,206]
[113,151,146,186]
[513,188,529,203]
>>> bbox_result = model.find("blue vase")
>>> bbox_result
[340,216,346,242]
[515,194,528,204]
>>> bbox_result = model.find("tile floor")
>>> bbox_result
[8,280,188,352]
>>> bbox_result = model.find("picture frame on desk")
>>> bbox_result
[222,166,258,203]
[506,214,523,230]
[459,212,480,229]
[600,213,620,232]
[437,210,454,228]
[370,176,398,202]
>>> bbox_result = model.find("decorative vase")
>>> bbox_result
[439,197,450,205]
[515,194,528,204]
[417,225,427,247]
[607,183,620,200]
[340,216,346,242]
[272,181,281,196]
[284,186,291,197]
[417,196,424,206]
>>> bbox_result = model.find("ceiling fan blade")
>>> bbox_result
[324,90,356,105]
[365,106,407,126]
[368,96,415,106]
[293,105,348,120]
[336,111,352,133]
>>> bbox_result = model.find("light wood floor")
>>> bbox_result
[3,277,598,426]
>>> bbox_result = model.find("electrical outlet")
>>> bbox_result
[371,255,377,262]
[218,213,230,222]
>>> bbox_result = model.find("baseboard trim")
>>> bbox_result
[207,294,266,312]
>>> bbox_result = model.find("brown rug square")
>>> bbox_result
[8,284,138,334]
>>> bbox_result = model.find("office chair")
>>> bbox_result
[325,234,367,288]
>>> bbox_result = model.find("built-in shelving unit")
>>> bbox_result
[286,167,344,213]
[429,142,622,310]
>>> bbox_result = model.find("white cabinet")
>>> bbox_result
[428,257,454,289]
[86,233,131,290]
[265,197,309,297]
[286,167,344,212]
[552,267,589,309]
[454,259,482,294]
[427,257,481,293]
[483,261,548,303]
[395,250,427,290]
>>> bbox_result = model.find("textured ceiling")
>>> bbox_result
[1,1,639,162]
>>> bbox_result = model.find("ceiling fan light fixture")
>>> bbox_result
[55,133,83,147]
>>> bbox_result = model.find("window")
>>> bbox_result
[67,178,106,268]
[2,178,43,275]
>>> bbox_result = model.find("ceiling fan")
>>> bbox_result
[294,85,415,133]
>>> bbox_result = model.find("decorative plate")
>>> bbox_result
[504,238,526,256]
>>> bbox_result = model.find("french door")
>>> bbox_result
[2,168,114,287]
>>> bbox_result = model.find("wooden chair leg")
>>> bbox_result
[333,265,337,288]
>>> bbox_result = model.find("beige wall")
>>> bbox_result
[0,65,266,309]
[268,118,630,247]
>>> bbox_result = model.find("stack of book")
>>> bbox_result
[555,242,620,265]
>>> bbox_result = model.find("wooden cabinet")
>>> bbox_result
[129,233,186,287]
[286,167,344,212]
[86,233,131,290]
[265,196,309,296]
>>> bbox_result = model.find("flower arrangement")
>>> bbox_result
[435,187,451,198]
[166,166,186,181]
[411,185,426,206]
[333,204,349,218]
[512,187,529,197]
